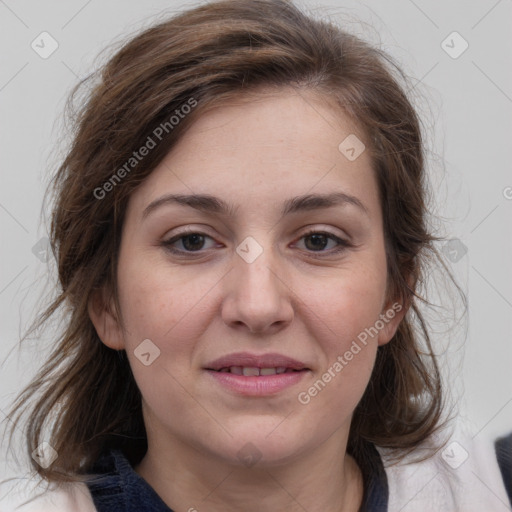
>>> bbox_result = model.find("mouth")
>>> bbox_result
[204,352,310,373]
[213,366,305,376]
[204,352,310,396]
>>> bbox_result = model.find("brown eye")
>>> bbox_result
[296,230,351,255]
[304,233,330,251]
[179,234,207,251]
[162,232,216,254]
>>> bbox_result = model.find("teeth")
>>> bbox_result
[218,366,295,376]
[242,367,260,376]
[216,366,302,375]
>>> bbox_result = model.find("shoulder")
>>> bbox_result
[378,425,512,512]
[0,479,96,512]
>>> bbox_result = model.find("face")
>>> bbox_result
[90,87,404,467]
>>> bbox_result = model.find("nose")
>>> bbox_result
[221,240,294,335]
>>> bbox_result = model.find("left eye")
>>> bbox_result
[296,231,348,252]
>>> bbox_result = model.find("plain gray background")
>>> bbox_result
[1,0,511,482]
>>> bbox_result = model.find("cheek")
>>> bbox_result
[294,272,385,422]
[293,253,387,407]
[116,264,203,423]
[116,253,211,347]
[309,254,388,346]
[115,255,219,404]
[295,350,376,437]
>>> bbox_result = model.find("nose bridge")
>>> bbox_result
[222,234,293,333]
[234,234,281,298]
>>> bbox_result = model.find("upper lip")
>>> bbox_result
[204,352,309,371]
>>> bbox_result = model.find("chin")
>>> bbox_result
[208,421,312,468]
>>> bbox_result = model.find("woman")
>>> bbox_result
[3,0,510,510]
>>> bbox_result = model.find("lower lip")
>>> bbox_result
[205,369,309,396]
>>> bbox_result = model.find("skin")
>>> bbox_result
[89,87,407,512]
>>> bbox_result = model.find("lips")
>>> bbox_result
[217,366,299,376]
[204,352,309,374]
[204,352,311,395]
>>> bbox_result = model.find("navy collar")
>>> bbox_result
[86,449,171,511]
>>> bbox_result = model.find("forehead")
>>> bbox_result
[126,87,380,222]
[174,87,367,164]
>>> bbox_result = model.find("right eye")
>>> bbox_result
[161,230,219,254]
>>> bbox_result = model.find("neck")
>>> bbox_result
[135,433,363,512]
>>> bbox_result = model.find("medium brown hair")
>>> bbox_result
[8,0,457,486]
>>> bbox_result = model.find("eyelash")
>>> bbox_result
[161,228,352,257]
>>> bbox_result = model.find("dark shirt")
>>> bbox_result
[495,432,512,505]
[85,444,389,512]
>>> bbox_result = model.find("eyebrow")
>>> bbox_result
[142,191,369,220]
